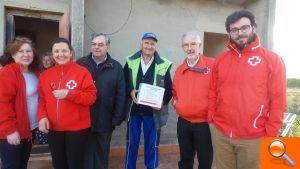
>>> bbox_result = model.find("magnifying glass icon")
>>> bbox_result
[268,139,295,167]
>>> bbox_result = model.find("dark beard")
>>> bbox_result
[230,32,255,51]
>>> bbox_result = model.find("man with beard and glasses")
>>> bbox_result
[172,31,214,169]
[208,10,286,169]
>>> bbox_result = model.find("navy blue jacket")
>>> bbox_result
[77,53,126,132]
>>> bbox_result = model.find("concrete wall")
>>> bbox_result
[248,0,276,49]
[84,0,244,68]
[85,0,272,147]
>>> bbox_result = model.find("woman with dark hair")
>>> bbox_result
[38,37,97,169]
[0,37,40,169]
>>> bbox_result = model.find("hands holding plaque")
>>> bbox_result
[131,83,165,109]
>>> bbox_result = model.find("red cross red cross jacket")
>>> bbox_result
[38,62,97,131]
[172,55,214,123]
[0,63,39,139]
[208,34,287,139]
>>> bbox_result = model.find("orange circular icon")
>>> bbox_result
[268,139,295,167]
[268,139,286,157]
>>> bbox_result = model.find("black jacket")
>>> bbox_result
[123,51,173,117]
[77,53,126,132]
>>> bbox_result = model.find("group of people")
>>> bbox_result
[0,10,286,169]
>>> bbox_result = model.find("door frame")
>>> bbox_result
[5,7,69,44]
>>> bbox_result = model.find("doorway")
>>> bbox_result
[14,16,59,54]
[5,7,70,55]
[203,32,228,58]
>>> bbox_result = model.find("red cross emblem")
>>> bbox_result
[248,56,261,66]
[66,80,77,90]
[204,67,211,74]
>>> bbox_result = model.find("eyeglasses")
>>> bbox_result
[229,25,251,35]
[91,43,106,47]
[14,36,32,43]
[182,42,198,49]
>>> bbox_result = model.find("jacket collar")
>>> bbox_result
[54,61,75,72]
[180,54,208,74]
[129,50,164,65]
[7,62,39,76]
[227,34,261,57]
[88,52,114,68]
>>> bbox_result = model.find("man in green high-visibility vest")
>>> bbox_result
[123,33,172,169]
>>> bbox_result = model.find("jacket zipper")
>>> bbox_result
[229,44,241,58]
[56,67,64,123]
[253,105,264,128]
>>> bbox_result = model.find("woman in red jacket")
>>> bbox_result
[38,38,97,169]
[0,37,40,169]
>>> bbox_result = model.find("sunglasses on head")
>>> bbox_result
[14,37,32,43]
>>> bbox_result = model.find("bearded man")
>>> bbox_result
[208,10,286,169]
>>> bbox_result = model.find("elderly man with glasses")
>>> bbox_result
[172,31,214,169]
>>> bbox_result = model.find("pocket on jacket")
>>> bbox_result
[252,104,265,129]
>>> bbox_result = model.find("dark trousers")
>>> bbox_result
[85,131,113,169]
[0,139,32,169]
[47,128,90,169]
[177,117,213,169]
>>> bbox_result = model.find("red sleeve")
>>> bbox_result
[37,74,48,121]
[66,71,97,106]
[172,69,179,106]
[208,60,218,124]
[0,68,18,136]
[265,53,287,136]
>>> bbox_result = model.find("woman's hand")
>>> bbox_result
[7,131,21,145]
[39,118,50,133]
[52,89,69,99]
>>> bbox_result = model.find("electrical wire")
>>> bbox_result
[84,0,133,35]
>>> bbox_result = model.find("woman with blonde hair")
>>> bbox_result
[0,37,40,169]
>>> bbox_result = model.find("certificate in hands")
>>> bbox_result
[137,83,165,108]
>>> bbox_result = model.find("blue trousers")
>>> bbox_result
[125,115,160,169]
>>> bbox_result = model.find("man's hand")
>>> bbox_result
[39,118,50,133]
[52,89,69,99]
[7,131,21,145]
[172,99,177,107]
[130,89,139,104]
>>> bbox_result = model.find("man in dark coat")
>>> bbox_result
[77,33,126,169]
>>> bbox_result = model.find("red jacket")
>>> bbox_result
[208,35,286,139]
[0,63,38,139]
[173,55,214,123]
[38,62,97,131]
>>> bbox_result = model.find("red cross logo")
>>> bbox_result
[66,80,77,90]
[204,67,211,74]
[248,56,261,66]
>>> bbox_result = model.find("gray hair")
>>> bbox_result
[181,31,202,44]
[91,33,110,46]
